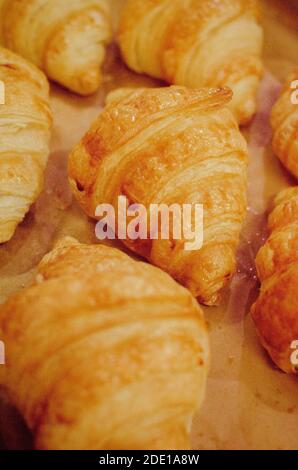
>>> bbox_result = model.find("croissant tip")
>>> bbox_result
[53,237,80,251]
[200,296,221,307]
[204,86,233,108]
[0,224,16,244]
[70,74,102,97]
[105,87,136,106]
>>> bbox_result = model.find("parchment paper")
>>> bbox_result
[0,0,297,450]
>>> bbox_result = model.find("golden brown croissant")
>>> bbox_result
[0,237,209,450]
[0,0,112,96]
[251,187,298,374]
[68,86,248,306]
[271,68,298,179]
[118,0,264,125]
[0,47,52,244]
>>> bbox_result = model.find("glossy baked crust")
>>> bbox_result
[0,47,52,243]
[0,0,112,95]
[0,237,209,450]
[251,187,298,374]
[118,0,263,125]
[271,68,298,179]
[68,86,248,305]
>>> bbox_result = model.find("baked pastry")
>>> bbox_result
[0,237,209,450]
[0,0,112,95]
[271,68,298,179]
[251,187,298,374]
[118,0,264,125]
[0,47,52,244]
[68,86,248,305]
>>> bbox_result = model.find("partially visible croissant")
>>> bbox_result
[0,237,209,450]
[0,47,52,244]
[271,68,298,180]
[69,86,248,306]
[0,0,112,95]
[118,0,263,125]
[251,187,298,374]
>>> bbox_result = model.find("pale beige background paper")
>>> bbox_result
[0,0,297,450]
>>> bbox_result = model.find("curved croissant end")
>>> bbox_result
[0,47,52,244]
[0,237,209,450]
[69,86,248,306]
[118,0,263,126]
[251,187,298,374]
[271,68,298,180]
[0,0,112,95]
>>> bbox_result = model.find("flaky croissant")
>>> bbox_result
[0,237,209,450]
[271,68,298,179]
[118,0,263,125]
[0,47,52,244]
[251,187,298,374]
[68,86,248,306]
[0,0,112,96]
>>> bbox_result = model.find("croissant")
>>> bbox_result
[0,47,52,244]
[68,86,248,306]
[118,0,264,126]
[0,0,112,96]
[251,187,298,374]
[271,68,298,179]
[0,236,209,450]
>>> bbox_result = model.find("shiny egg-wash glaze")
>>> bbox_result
[251,187,298,374]
[271,68,298,180]
[69,86,248,306]
[0,0,112,95]
[0,237,209,450]
[0,47,52,243]
[118,0,263,125]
